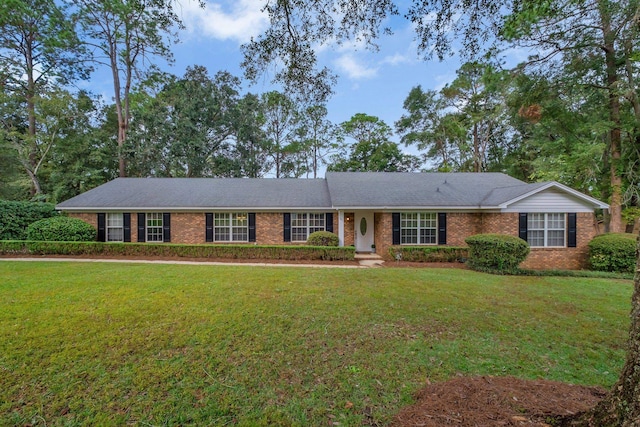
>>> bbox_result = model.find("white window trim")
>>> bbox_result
[106,212,124,242]
[400,212,437,245]
[146,212,164,242]
[214,212,249,242]
[528,213,566,248]
[291,212,326,242]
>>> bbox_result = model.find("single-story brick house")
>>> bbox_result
[56,172,609,269]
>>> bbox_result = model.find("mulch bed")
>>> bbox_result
[390,376,606,427]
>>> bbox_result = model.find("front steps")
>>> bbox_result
[355,252,385,267]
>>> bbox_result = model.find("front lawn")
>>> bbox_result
[0,262,632,426]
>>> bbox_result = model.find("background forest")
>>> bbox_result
[1,0,638,233]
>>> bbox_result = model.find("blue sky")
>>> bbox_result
[172,0,467,133]
[86,0,529,148]
[85,0,480,141]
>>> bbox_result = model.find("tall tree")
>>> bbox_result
[261,91,300,178]
[440,62,508,173]
[0,0,87,195]
[297,105,336,178]
[396,86,475,172]
[329,113,421,172]
[224,93,271,178]
[77,0,196,177]
[47,91,115,202]
[128,67,240,177]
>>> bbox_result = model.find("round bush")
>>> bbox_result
[307,231,339,247]
[465,233,530,273]
[26,216,97,242]
[588,233,637,273]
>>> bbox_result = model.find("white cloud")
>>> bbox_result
[382,53,411,66]
[334,54,378,79]
[178,0,268,44]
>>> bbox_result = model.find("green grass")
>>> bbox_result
[0,262,633,426]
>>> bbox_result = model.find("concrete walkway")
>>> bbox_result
[1,256,384,268]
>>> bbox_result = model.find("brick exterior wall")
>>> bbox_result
[171,213,204,244]
[257,212,284,245]
[378,211,599,270]
[70,210,599,270]
[519,212,597,270]
[344,213,355,246]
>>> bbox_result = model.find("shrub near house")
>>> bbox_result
[588,233,637,273]
[26,217,97,242]
[466,234,530,273]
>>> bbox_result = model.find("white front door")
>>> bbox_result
[354,211,375,252]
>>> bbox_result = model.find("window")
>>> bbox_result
[106,213,123,242]
[291,213,325,242]
[146,213,164,242]
[400,212,437,245]
[527,213,565,247]
[214,213,248,242]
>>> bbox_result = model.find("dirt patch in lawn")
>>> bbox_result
[390,376,606,427]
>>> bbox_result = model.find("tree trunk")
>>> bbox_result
[473,122,481,172]
[25,28,42,196]
[601,0,623,233]
[560,233,640,426]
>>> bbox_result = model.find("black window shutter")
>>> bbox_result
[97,213,106,242]
[567,213,577,248]
[248,213,256,242]
[518,213,528,241]
[392,213,401,245]
[162,213,171,242]
[438,213,447,245]
[325,213,334,232]
[205,213,213,242]
[123,213,131,242]
[137,213,146,242]
[283,213,291,242]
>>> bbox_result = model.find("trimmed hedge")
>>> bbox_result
[465,234,530,273]
[388,246,468,262]
[0,241,355,261]
[26,216,97,242]
[307,231,339,247]
[0,200,59,240]
[588,233,638,273]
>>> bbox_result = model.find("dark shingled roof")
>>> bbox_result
[56,178,332,210]
[56,173,608,211]
[324,172,527,208]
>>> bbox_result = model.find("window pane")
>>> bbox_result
[106,213,124,242]
[547,230,565,247]
[547,213,565,229]
[528,213,544,230]
[291,213,307,227]
[420,228,436,244]
[107,228,123,242]
[232,213,246,226]
[215,213,230,227]
[292,228,307,242]
[527,230,544,247]
[146,213,163,242]
[401,229,417,244]
[401,213,418,228]
[420,213,437,228]
[106,213,123,227]
[215,228,230,241]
